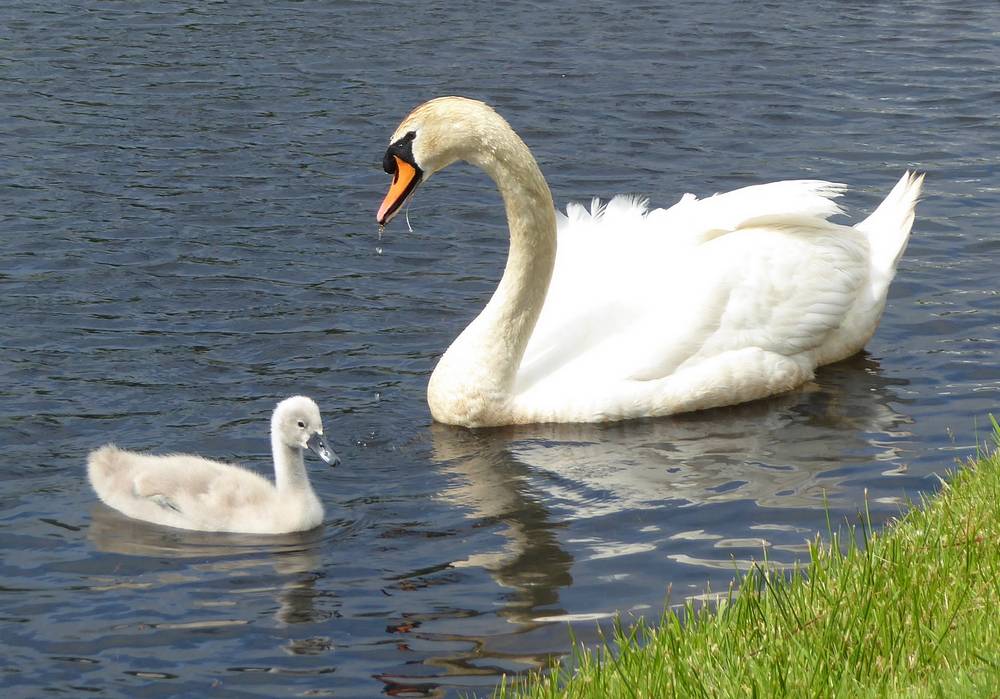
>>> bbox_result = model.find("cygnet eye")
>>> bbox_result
[296,420,305,429]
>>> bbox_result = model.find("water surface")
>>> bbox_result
[2,1,998,697]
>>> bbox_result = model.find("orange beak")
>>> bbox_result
[377,156,421,225]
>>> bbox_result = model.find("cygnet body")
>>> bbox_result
[87,396,339,534]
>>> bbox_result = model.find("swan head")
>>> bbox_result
[377,96,510,225]
[273,396,340,467]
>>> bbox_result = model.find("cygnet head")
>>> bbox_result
[272,396,340,467]
[377,96,511,225]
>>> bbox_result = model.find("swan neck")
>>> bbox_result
[271,431,310,494]
[489,147,557,363]
[429,119,557,424]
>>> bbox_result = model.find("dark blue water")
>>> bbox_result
[2,1,998,697]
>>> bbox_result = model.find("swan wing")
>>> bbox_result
[88,446,275,529]
[149,493,182,512]
[517,180,866,394]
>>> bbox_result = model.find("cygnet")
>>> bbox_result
[87,396,339,534]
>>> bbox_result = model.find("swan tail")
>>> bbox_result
[86,444,130,504]
[855,171,924,276]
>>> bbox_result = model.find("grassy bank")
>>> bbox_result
[497,419,1000,698]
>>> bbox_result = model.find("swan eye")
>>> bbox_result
[296,420,305,429]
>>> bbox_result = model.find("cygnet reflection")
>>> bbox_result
[88,503,330,627]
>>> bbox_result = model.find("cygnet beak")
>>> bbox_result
[306,432,340,467]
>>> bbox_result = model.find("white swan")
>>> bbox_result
[377,97,923,427]
[87,396,340,534]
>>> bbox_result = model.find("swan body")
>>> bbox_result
[377,97,923,427]
[87,396,340,533]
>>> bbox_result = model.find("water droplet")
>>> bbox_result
[375,246,383,255]
[377,224,384,241]
[374,392,381,402]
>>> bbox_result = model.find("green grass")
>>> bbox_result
[497,417,1000,699]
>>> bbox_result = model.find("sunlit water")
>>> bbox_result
[2,1,998,697]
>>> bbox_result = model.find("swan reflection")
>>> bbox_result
[87,504,329,628]
[431,354,911,612]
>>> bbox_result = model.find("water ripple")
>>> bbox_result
[2,1,998,696]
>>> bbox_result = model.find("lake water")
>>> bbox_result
[2,1,998,697]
